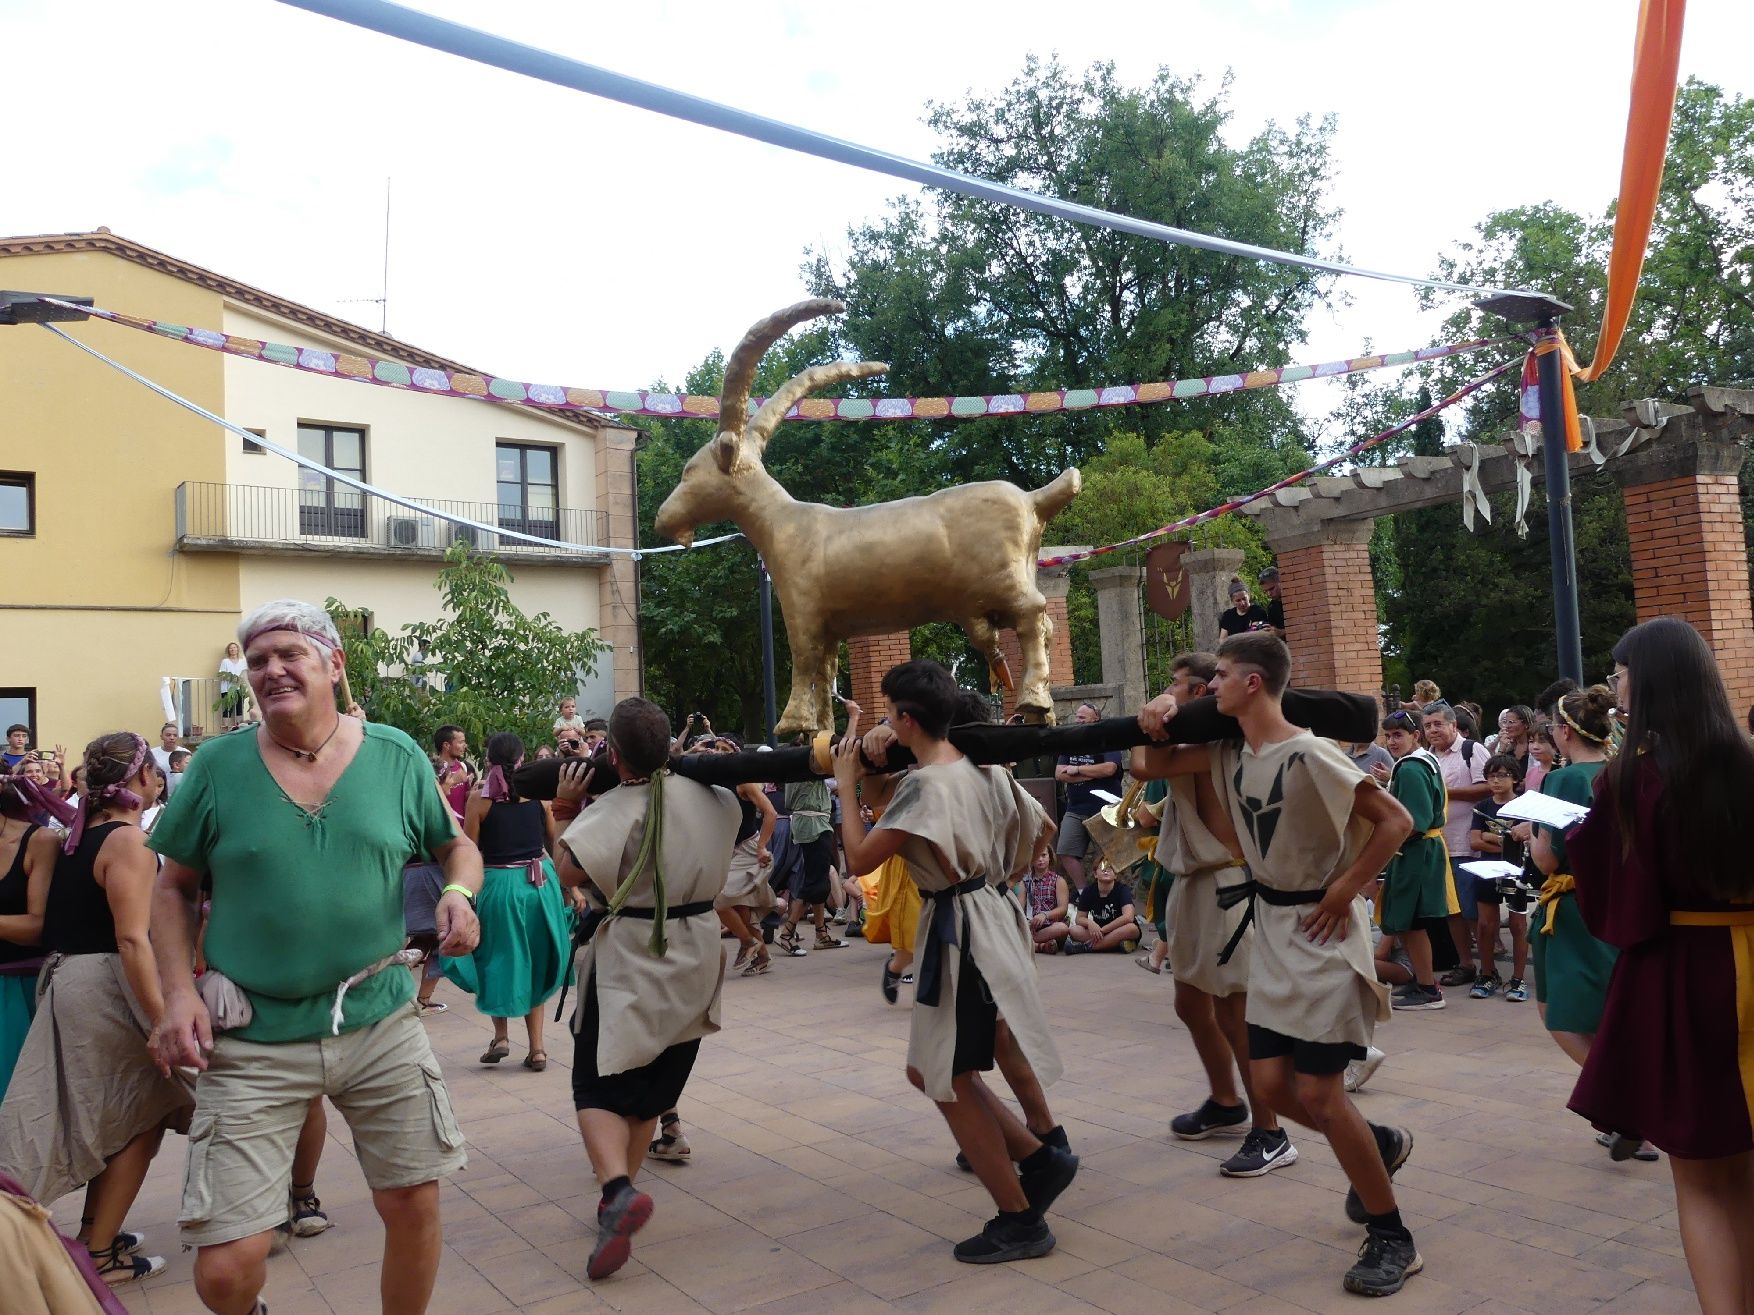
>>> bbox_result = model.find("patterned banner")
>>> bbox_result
[50,299,1504,424]
[1037,355,1522,567]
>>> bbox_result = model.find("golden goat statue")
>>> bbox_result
[653,299,1081,737]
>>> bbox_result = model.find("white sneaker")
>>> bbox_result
[1344,1045,1387,1093]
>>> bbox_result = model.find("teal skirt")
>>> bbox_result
[442,861,573,1018]
[1532,891,1618,1035]
[0,972,37,1101]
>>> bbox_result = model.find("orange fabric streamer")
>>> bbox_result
[1574,0,1687,383]
[1525,333,1586,454]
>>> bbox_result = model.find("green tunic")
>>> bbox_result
[150,723,459,1043]
[1531,760,1617,1033]
[1380,749,1453,933]
[785,778,832,845]
[1134,778,1172,935]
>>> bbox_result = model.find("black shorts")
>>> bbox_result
[950,935,998,1077]
[1247,1023,1365,1076]
[572,974,701,1119]
[795,832,834,905]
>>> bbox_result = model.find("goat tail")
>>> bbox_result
[1031,467,1082,522]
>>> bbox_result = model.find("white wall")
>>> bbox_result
[219,305,599,516]
[238,557,602,645]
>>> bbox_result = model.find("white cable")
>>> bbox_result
[275,0,1535,301]
[39,323,739,560]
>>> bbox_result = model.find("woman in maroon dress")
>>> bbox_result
[1567,618,1754,1314]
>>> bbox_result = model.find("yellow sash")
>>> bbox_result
[1537,873,1576,934]
[1671,910,1754,927]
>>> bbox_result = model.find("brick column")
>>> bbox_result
[1266,519,1383,695]
[1611,436,1754,711]
[998,561,1075,715]
[846,631,911,716]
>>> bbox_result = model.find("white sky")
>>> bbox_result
[8,0,1751,436]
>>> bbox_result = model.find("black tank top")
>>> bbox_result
[42,821,126,956]
[0,823,41,965]
[476,798,546,866]
[735,792,760,845]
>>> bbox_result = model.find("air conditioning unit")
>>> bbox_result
[386,516,436,549]
[449,523,486,550]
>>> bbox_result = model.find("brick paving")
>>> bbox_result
[84,936,1691,1313]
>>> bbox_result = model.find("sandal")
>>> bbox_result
[1134,954,1162,974]
[648,1119,692,1162]
[82,1221,143,1257]
[89,1238,166,1284]
[523,1050,548,1072]
[741,946,771,977]
[480,1039,511,1064]
[732,941,755,970]
[881,957,902,1005]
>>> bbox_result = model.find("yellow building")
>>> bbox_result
[0,229,641,753]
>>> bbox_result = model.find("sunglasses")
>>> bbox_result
[1383,711,1419,731]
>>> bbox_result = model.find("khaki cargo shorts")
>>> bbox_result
[180,1003,467,1247]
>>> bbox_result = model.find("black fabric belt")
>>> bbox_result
[1216,879,1324,966]
[916,876,990,1008]
[617,900,715,920]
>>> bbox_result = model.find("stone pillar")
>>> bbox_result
[1611,436,1754,711]
[1183,548,1245,656]
[998,559,1076,715]
[595,425,642,701]
[846,631,911,716]
[1088,565,1147,716]
[1268,519,1383,695]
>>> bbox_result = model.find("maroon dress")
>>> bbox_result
[1566,759,1754,1159]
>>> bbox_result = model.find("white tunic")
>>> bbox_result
[560,776,740,1075]
[876,758,1062,1102]
[1157,765,1253,998]
[1215,732,1389,1046]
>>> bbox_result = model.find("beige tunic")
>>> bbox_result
[876,758,1062,1102]
[560,777,740,1076]
[1157,766,1253,998]
[1215,732,1389,1046]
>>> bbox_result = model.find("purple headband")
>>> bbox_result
[64,733,149,855]
[480,757,524,803]
[1,775,77,828]
[241,621,339,655]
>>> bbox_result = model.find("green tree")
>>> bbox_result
[1368,78,1752,710]
[804,56,1341,486]
[327,544,604,751]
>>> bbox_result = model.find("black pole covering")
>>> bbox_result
[510,687,1378,801]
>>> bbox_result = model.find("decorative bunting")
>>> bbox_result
[49,299,1504,425]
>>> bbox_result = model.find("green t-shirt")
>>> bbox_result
[1537,760,1603,875]
[150,723,459,1043]
[785,778,832,845]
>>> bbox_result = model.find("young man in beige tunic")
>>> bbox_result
[554,698,740,1282]
[1141,634,1423,1298]
[1132,651,1296,1179]
[833,660,1078,1265]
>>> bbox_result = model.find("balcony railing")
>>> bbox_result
[175,482,609,559]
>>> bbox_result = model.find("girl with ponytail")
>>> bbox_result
[0,732,192,1284]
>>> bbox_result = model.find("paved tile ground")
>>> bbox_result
[80,935,1691,1313]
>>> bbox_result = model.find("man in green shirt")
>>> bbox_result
[778,773,843,954]
[149,599,483,1315]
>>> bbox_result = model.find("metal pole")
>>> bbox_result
[758,555,778,744]
[1535,321,1585,683]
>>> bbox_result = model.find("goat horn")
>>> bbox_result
[719,299,846,437]
[748,361,889,450]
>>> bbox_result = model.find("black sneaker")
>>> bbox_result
[1469,973,1502,1000]
[1344,1125,1414,1224]
[1170,1098,1249,1141]
[1390,984,1445,1011]
[1020,1145,1079,1215]
[952,1213,1055,1264]
[881,957,903,1004]
[1342,1225,1423,1296]
[1219,1127,1299,1178]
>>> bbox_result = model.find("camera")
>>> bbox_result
[1492,873,1537,914]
